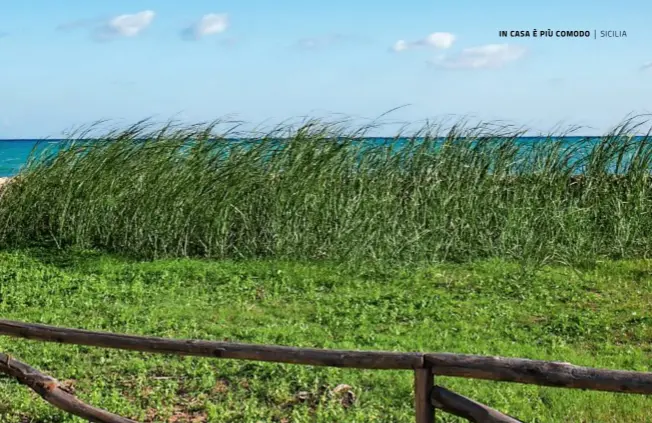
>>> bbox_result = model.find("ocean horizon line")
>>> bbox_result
[1,135,649,142]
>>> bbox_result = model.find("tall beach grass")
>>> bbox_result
[2,116,652,265]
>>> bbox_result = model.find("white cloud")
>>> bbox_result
[392,40,408,52]
[641,62,652,71]
[430,44,526,69]
[57,12,155,41]
[106,10,155,37]
[182,14,229,40]
[99,10,155,39]
[392,32,455,52]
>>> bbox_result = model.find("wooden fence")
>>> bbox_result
[0,319,650,422]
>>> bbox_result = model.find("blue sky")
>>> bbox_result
[1,0,651,138]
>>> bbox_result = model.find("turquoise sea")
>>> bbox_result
[0,140,61,177]
[0,137,646,178]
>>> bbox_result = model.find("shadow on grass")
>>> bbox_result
[0,247,138,270]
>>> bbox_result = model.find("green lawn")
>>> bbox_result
[0,250,650,422]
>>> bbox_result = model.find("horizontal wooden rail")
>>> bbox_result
[0,319,423,369]
[425,353,652,394]
[1,319,651,395]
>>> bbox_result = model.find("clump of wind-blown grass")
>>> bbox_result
[2,116,652,265]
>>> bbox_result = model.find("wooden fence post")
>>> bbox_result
[415,368,434,423]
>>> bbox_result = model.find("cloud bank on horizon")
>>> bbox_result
[0,0,651,138]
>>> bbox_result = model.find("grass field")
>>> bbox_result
[0,249,650,422]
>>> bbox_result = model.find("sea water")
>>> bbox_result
[0,140,62,177]
[0,137,647,177]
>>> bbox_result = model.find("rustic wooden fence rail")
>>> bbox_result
[0,319,650,422]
